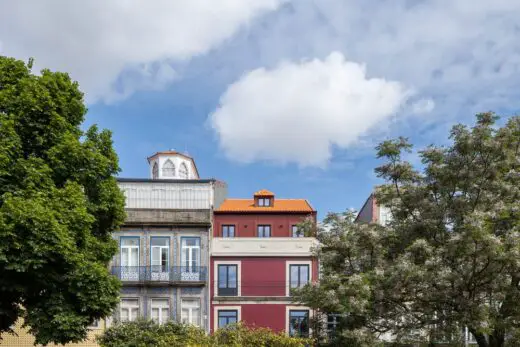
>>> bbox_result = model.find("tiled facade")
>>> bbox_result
[111,152,227,331]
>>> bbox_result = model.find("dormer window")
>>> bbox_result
[179,163,189,179]
[257,198,271,207]
[162,159,175,177]
[152,162,159,179]
[253,189,275,207]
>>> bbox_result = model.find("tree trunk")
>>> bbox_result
[471,330,505,347]
[489,332,504,347]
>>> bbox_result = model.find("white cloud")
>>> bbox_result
[210,52,413,166]
[412,99,435,114]
[0,0,284,103]
[210,0,520,145]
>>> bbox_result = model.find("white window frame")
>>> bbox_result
[162,159,176,177]
[214,260,241,297]
[150,298,170,325]
[88,319,101,330]
[222,225,236,238]
[152,162,159,179]
[285,306,312,336]
[258,198,271,207]
[120,237,140,267]
[213,306,241,332]
[181,237,200,270]
[120,298,140,322]
[150,237,170,273]
[286,260,312,296]
[181,298,201,327]
[179,163,189,179]
[257,225,271,237]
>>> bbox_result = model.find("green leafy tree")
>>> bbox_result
[0,56,125,345]
[296,114,520,347]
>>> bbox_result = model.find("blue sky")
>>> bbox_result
[2,0,520,218]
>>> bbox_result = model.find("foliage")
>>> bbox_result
[97,320,207,347]
[98,320,311,347]
[0,56,125,345]
[212,323,311,346]
[295,114,520,347]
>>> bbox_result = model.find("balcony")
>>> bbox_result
[111,266,207,285]
[211,237,318,257]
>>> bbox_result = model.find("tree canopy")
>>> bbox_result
[0,56,125,345]
[296,114,520,347]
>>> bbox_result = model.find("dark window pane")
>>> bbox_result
[218,310,238,329]
[289,310,309,337]
[218,265,238,296]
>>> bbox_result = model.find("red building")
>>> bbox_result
[210,189,318,337]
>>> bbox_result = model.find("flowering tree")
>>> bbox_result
[296,114,520,347]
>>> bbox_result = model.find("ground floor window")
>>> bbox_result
[120,298,139,322]
[289,310,309,337]
[151,298,169,324]
[88,319,101,329]
[218,310,238,329]
[181,298,200,326]
[327,314,341,337]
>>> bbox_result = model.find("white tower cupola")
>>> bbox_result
[147,150,199,180]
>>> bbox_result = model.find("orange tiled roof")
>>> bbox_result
[215,199,315,213]
[254,189,275,196]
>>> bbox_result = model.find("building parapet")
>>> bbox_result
[123,208,211,225]
[211,237,317,257]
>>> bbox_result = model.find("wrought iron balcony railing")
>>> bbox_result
[111,266,207,282]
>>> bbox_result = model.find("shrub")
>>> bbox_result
[97,320,312,347]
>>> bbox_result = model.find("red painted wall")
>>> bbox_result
[211,257,318,298]
[211,304,288,333]
[213,213,312,238]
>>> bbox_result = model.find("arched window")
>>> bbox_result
[179,163,189,179]
[152,162,159,179]
[162,159,175,177]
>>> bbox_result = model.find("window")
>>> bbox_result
[218,265,237,296]
[151,299,169,324]
[218,310,238,329]
[88,319,101,329]
[152,162,158,179]
[181,238,200,281]
[291,225,304,237]
[290,265,309,290]
[289,310,309,337]
[257,225,271,238]
[151,237,169,280]
[257,198,271,207]
[120,299,139,322]
[222,225,235,238]
[120,237,139,281]
[179,163,189,179]
[327,314,341,337]
[181,299,200,326]
[162,159,175,177]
